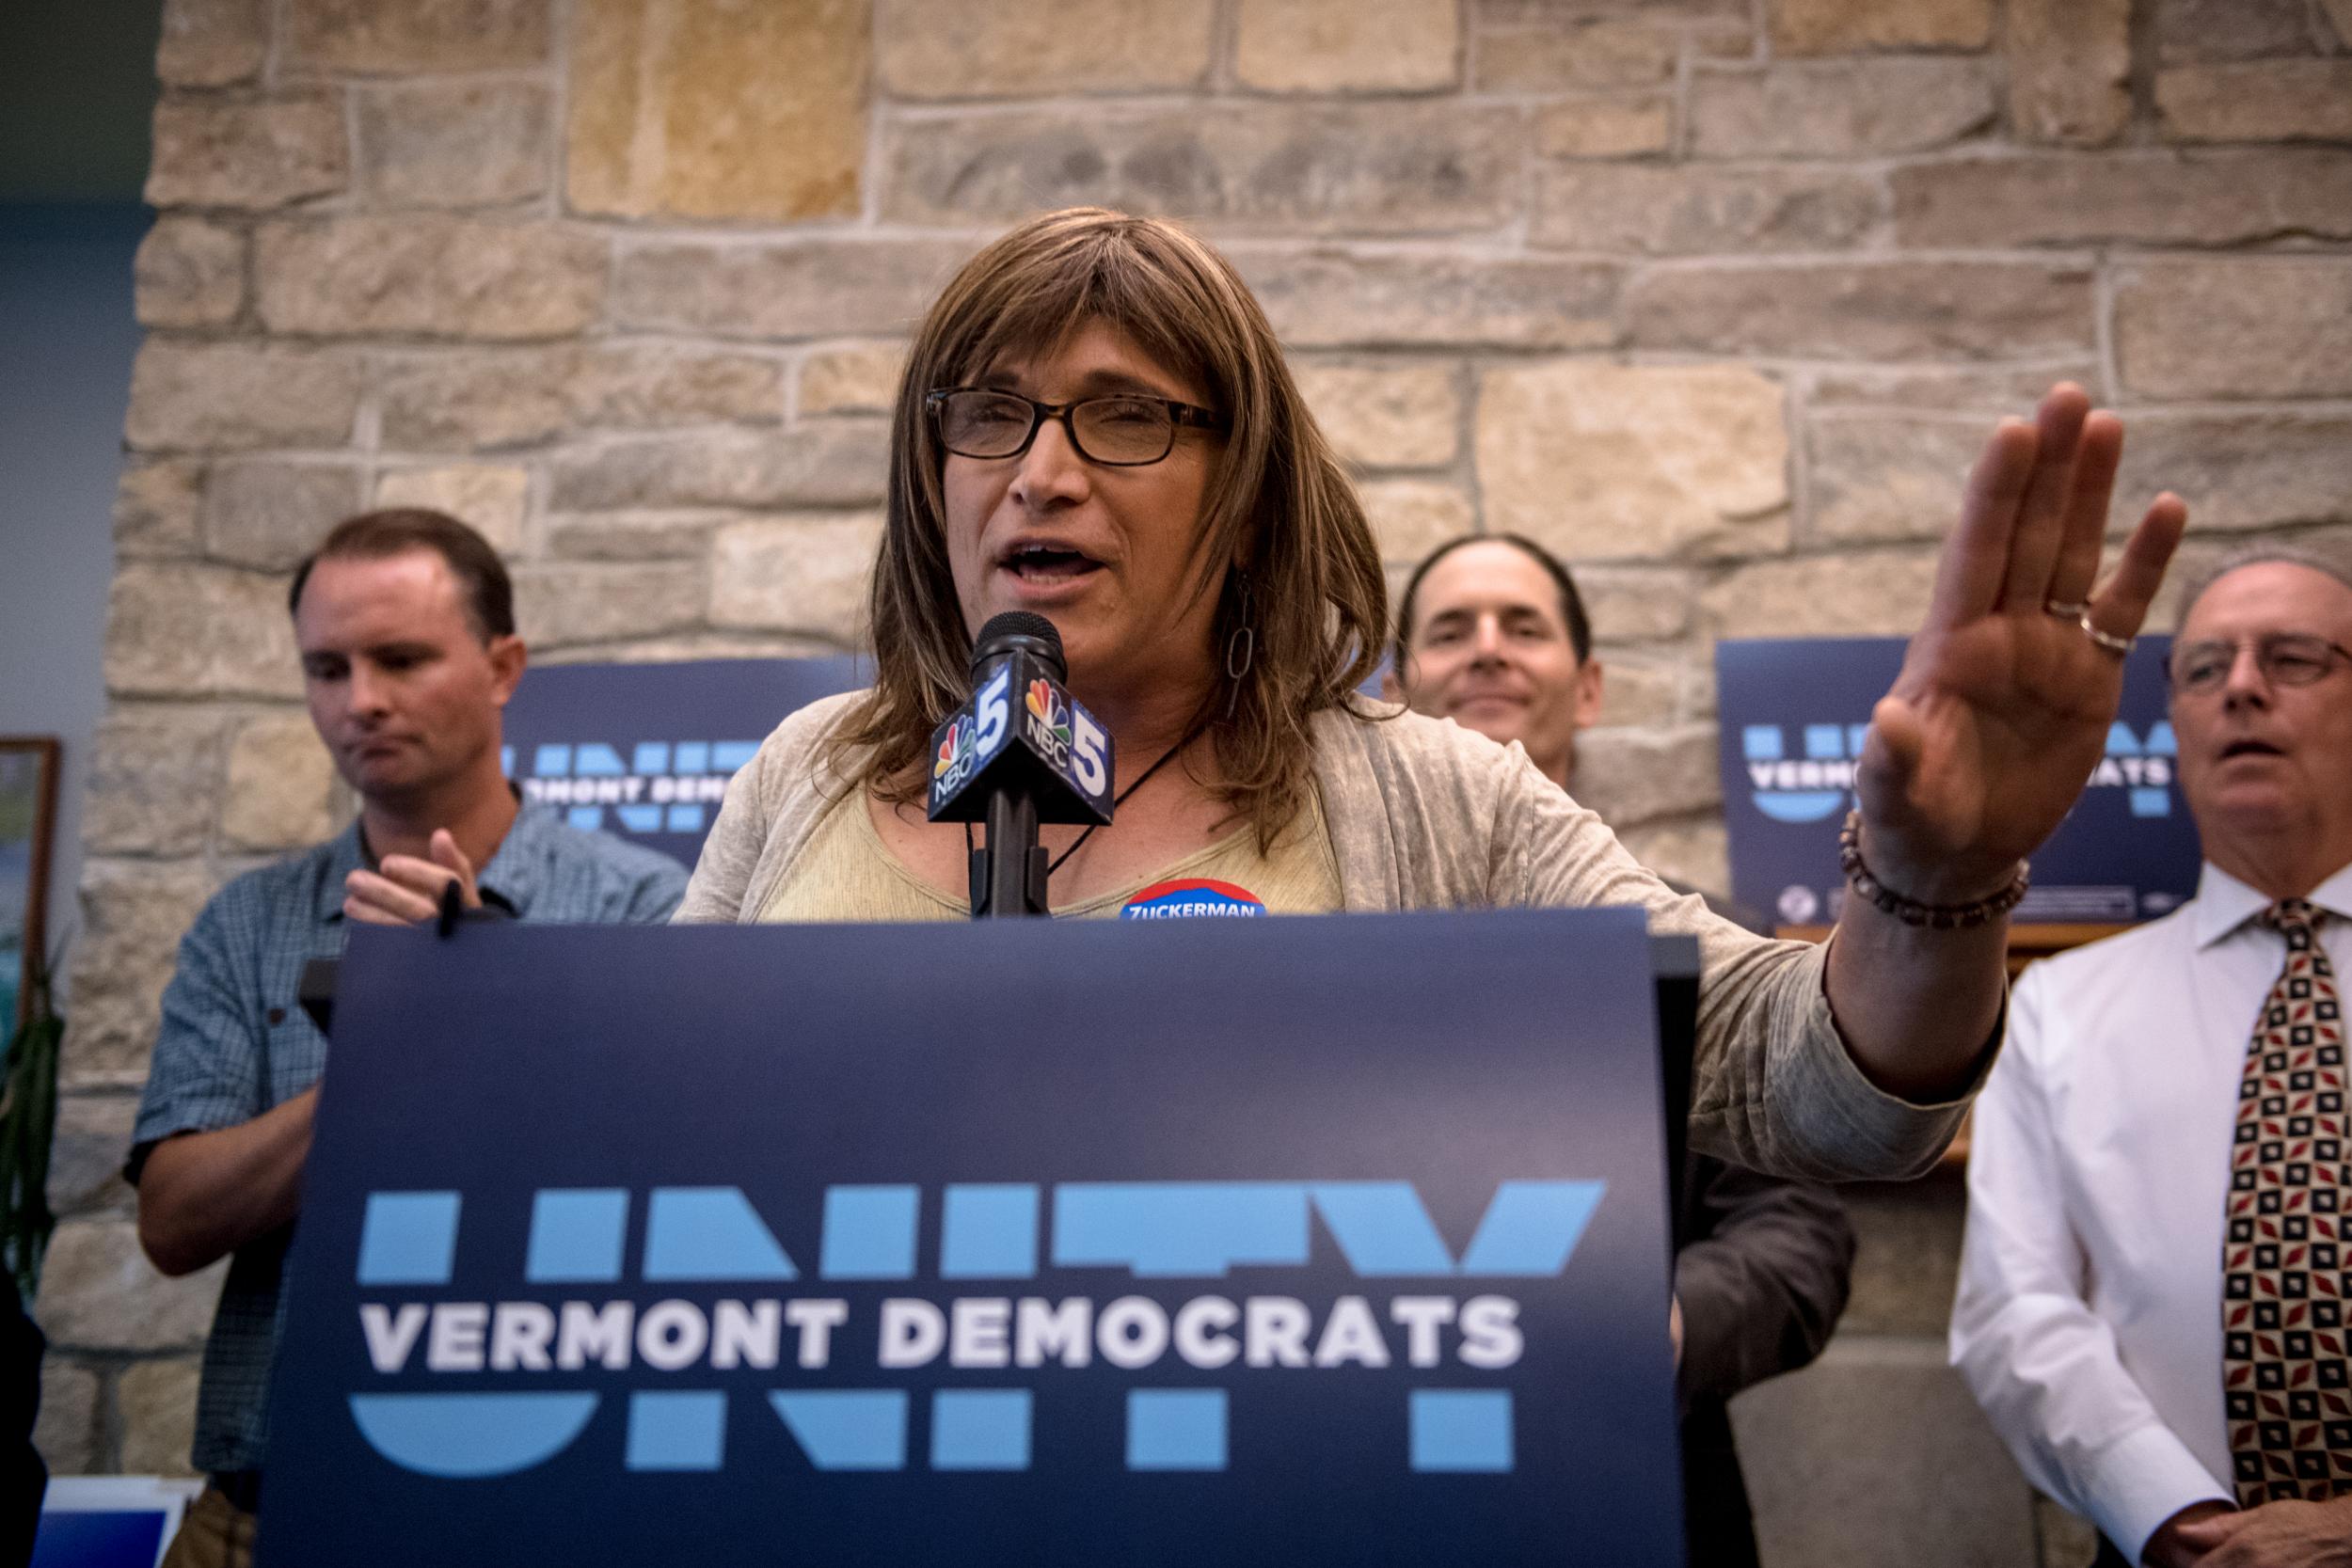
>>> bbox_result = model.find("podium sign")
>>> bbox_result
[261,911,1683,1566]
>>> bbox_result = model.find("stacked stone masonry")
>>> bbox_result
[51,1,2352,1560]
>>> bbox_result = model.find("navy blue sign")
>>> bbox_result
[1717,638,2200,927]
[501,657,866,868]
[261,912,1683,1566]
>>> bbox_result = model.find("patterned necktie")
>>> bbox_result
[2223,898,2352,1506]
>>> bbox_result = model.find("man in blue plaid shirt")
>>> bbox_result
[129,510,686,1566]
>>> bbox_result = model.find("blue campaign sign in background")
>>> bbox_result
[1717,637,2200,928]
[261,911,1684,1567]
[501,657,866,869]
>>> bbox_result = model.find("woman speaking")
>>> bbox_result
[676,207,2186,1183]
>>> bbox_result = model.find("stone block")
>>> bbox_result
[378,345,784,452]
[1613,816,1730,902]
[545,513,725,561]
[2115,261,2352,401]
[134,217,245,329]
[2156,0,2316,62]
[801,345,906,419]
[1535,96,1674,159]
[1807,417,1981,545]
[373,466,530,553]
[1838,1175,1965,1334]
[1359,481,1474,566]
[115,462,206,559]
[1471,19,1679,90]
[125,341,360,452]
[1480,0,1747,20]
[2008,0,2130,147]
[201,460,364,571]
[2157,61,2352,143]
[1532,163,1879,254]
[33,1360,99,1475]
[1235,248,1620,349]
[119,1358,205,1476]
[878,0,1214,97]
[146,95,347,211]
[58,859,215,1082]
[1805,362,2101,413]
[1476,362,1788,562]
[1628,261,2092,360]
[510,562,704,649]
[106,563,301,702]
[285,0,549,71]
[48,1093,138,1217]
[1581,650,1682,728]
[613,240,971,343]
[549,425,889,511]
[1891,150,2352,248]
[220,713,340,852]
[1234,0,1459,93]
[1700,549,1941,639]
[880,103,1521,236]
[1571,723,1721,829]
[36,1219,227,1352]
[81,707,226,858]
[1578,566,1697,641]
[1690,59,1994,156]
[358,81,552,208]
[707,514,884,641]
[255,217,605,341]
[1295,362,1460,469]
[2115,413,2352,537]
[568,0,866,222]
[1732,1340,2036,1568]
[157,0,265,87]
[1769,0,1992,55]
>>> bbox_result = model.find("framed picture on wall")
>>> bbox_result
[0,737,59,1036]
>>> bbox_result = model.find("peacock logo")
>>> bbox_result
[1025,680,1071,745]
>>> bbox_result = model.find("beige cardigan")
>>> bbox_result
[678,692,1984,1181]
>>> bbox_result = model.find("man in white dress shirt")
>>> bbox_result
[1954,546,2352,1568]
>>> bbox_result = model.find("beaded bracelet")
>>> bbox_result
[1836,810,2030,929]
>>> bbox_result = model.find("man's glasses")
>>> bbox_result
[927,388,1226,467]
[2169,633,2352,694]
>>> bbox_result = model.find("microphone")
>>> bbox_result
[926,612,1114,918]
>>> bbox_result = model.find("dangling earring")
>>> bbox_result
[1223,570,1256,719]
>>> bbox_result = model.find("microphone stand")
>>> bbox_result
[977,777,1049,919]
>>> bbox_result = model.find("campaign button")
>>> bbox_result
[1120,879,1266,919]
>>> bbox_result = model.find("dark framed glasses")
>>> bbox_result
[2169,633,2352,694]
[926,388,1226,467]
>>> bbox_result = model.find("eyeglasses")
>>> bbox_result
[2169,633,2352,695]
[926,388,1226,467]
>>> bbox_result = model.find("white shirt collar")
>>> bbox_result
[2192,857,2352,948]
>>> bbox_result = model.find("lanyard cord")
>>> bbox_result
[961,718,1211,880]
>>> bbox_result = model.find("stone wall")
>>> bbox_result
[39,0,2352,1561]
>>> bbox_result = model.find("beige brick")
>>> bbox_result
[2156,0,2316,62]
[1572,724,1721,830]
[510,562,705,649]
[146,95,347,211]
[568,0,866,222]
[1892,150,2352,248]
[2116,413,2352,537]
[1235,248,1620,349]
[1613,816,1730,900]
[1480,0,1747,20]
[1578,565,1698,641]
[613,240,972,343]
[378,345,784,452]
[58,861,215,1082]
[125,341,360,452]
[255,217,606,341]
[373,466,530,553]
[2008,0,2131,147]
[1295,362,1460,469]
[1807,417,1982,545]
[1690,59,1994,157]
[881,104,1521,236]
[157,0,265,87]
[2116,261,2352,401]
[201,459,365,570]
[1359,481,1474,565]
[105,562,302,701]
[81,707,228,858]
[1535,96,1673,158]
[285,0,549,71]
[358,81,553,209]
[119,1358,204,1477]
[33,1360,99,1475]
[1627,261,2092,360]
[2157,61,2352,143]
[47,1093,138,1217]
[1477,362,1788,562]
[1806,362,2101,413]
[1581,653,1682,728]
[134,216,245,329]
[1770,0,1992,55]
[878,0,1214,97]
[220,713,340,852]
[707,514,885,641]
[1472,19,1678,90]
[1235,0,1459,93]
[549,425,890,512]
[1533,163,1878,254]
[545,513,725,561]
[115,461,207,558]
[801,344,907,419]
[1700,549,1941,639]
[35,1219,226,1351]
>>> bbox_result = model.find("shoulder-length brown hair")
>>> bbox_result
[833,207,1388,848]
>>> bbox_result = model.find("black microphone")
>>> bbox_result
[926,612,1114,918]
